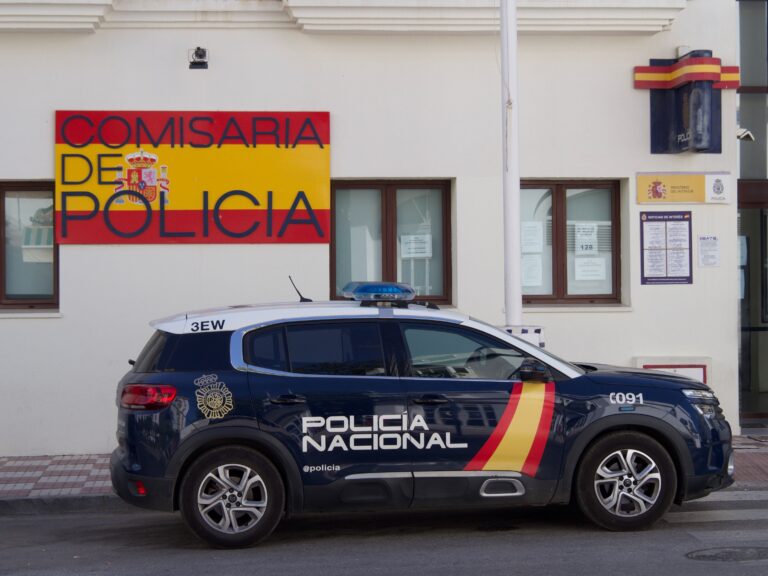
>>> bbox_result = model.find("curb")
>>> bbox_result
[0,493,129,516]
[2,484,766,517]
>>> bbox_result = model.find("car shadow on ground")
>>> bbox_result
[275,505,588,543]
[49,504,590,550]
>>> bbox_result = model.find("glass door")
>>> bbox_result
[739,207,768,429]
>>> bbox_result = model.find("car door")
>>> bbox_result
[244,319,412,510]
[396,320,562,507]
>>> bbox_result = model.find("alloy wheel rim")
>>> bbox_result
[197,464,268,534]
[593,449,661,517]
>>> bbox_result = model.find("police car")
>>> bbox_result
[110,282,734,548]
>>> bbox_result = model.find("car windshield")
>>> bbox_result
[468,316,586,375]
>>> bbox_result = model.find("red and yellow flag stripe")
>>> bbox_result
[634,57,740,90]
[465,381,555,477]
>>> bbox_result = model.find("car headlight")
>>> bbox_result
[682,389,721,420]
[682,389,716,400]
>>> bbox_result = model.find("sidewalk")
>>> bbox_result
[0,454,111,500]
[1,436,767,512]
[731,434,768,486]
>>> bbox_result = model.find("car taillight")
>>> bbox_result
[121,385,177,410]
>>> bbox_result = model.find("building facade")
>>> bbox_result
[0,0,742,456]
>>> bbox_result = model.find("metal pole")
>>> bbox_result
[501,0,523,327]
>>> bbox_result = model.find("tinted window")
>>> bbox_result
[402,323,525,379]
[244,326,288,371]
[135,331,234,372]
[286,322,385,376]
[133,330,175,373]
[170,332,233,371]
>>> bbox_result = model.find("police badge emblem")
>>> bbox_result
[194,374,234,419]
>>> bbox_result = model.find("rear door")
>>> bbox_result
[244,320,412,510]
[396,321,561,506]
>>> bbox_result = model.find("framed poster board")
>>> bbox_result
[640,211,692,285]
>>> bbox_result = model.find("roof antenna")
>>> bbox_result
[289,276,312,303]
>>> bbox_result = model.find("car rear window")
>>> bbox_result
[133,330,175,373]
[133,331,233,372]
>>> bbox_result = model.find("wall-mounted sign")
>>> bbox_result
[637,173,730,204]
[634,50,739,154]
[640,211,692,285]
[54,111,330,244]
[698,234,720,268]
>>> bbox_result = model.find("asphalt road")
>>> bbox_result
[2,491,768,576]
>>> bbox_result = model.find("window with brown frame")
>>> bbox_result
[521,180,620,304]
[331,180,451,303]
[0,181,58,309]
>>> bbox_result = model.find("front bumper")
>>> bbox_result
[682,445,735,502]
[110,449,175,512]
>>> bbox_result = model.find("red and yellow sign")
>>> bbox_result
[54,111,330,244]
[634,57,739,90]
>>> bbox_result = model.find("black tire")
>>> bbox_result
[575,431,677,531]
[179,446,284,548]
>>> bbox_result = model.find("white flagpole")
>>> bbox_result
[501,0,523,327]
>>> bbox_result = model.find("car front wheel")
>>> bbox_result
[575,431,677,531]
[179,446,284,548]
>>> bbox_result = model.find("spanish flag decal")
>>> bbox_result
[465,381,555,477]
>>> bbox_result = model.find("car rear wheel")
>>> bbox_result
[180,446,284,548]
[575,431,676,531]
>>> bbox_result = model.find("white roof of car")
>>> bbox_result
[151,300,469,335]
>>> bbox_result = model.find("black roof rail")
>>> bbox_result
[358,300,439,310]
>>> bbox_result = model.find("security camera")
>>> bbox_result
[189,47,209,69]
[737,128,755,142]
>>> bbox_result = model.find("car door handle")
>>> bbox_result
[270,394,307,405]
[413,394,449,405]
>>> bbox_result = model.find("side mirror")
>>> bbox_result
[517,357,552,382]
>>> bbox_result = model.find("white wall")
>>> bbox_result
[518,0,740,425]
[0,0,741,455]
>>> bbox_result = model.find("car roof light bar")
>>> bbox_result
[341,282,416,302]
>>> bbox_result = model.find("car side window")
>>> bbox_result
[401,323,525,379]
[285,321,386,376]
[245,326,289,372]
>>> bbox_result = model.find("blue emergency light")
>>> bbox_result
[341,282,416,302]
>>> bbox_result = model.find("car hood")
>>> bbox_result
[574,362,710,390]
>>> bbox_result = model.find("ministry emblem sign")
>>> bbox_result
[636,173,731,205]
